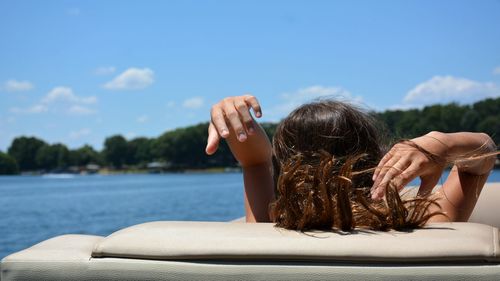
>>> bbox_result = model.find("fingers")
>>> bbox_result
[372,152,392,181]
[371,157,411,200]
[243,95,262,118]
[209,95,262,147]
[388,162,421,192]
[372,154,400,190]
[234,99,255,135]
[205,122,220,155]
[379,158,410,188]
[210,106,230,138]
[223,99,248,142]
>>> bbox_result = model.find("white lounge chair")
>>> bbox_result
[2,183,499,281]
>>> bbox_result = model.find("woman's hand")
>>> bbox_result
[206,95,262,155]
[371,132,449,200]
[206,95,274,222]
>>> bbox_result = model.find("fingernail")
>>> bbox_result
[247,125,255,134]
[238,132,247,142]
[255,112,262,118]
[221,129,229,137]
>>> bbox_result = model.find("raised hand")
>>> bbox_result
[370,133,448,200]
[206,95,262,155]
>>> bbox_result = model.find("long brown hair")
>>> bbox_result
[269,100,441,231]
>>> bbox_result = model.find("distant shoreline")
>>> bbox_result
[5,166,500,177]
[14,167,243,176]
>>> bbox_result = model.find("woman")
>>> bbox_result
[205,95,497,231]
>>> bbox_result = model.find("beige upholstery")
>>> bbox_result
[92,221,500,263]
[2,182,500,281]
[3,221,500,280]
[401,183,500,228]
[469,182,500,228]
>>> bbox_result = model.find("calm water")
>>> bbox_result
[0,173,245,259]
[1,170,499,259]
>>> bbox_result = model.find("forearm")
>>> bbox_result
[426,131,496,175]
[243,163,274,222]
[424,131,496,222]
[224,119,275,222]
[207,95,275,222]
[225,119,273,167]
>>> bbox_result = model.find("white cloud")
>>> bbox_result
[136,115,149,123]
[69,128,91,140]
[94,66,116,75]
[493,67,500,76]
[271,85,361,117]
[10,86,97,115]
[182,97,204,109]
[404,75,500,106]
[42,87,97,104]
[3,79,34,92]
[67,105,96,115]
[10,104,48,114]
[103,67,154,90]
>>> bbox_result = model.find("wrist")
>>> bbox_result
[411,131,450,160]
[424,131,451,148]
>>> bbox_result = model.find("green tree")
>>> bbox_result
[392,109,420,138]
[460,109,480,132]
[473,98,500,119]
[69,145,101,166]
[103,135,128,168]
[0,151,19,175]
[126,137,153,165]
[8,136,47,171]
[376,110,405,137]
[477,116,500,144]
[153,123,236,169]
[472,97,500,144]
[35,143,70,171]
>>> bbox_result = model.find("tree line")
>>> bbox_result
[0,97,498,175]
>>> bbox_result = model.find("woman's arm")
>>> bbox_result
[206,95,274,222]
[425,132,496,222]
[371,131,497,222]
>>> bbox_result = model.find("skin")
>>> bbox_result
[371,131,497,222]
[206,95,274,222]
[206,95,497,223]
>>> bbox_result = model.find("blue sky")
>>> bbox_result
[1,0,499,150]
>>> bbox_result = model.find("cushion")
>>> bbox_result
[92,221,500,263]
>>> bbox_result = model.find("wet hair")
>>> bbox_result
[269,100,441,231]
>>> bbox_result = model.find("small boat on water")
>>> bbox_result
[41,173,76,179]
[2,183,500,280]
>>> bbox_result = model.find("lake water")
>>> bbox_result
[1,170,499,259]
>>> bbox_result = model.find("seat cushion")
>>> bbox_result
[3,234,103,262]
[1,234,103,281]
[469,182,500,228]
[92,221,500,263]
[3,224,500,281]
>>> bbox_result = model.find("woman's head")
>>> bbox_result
[272,100,384,182]
[269,99,437,231]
